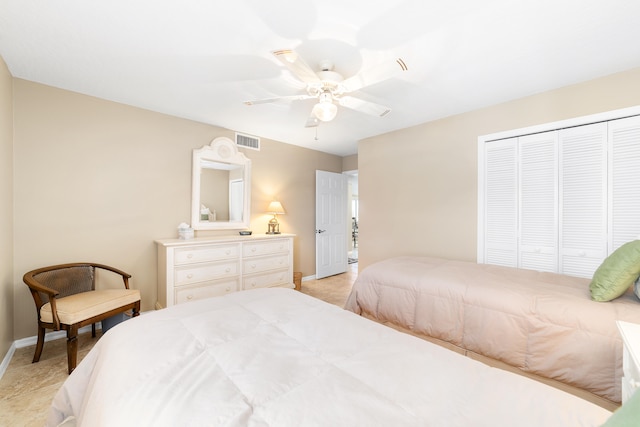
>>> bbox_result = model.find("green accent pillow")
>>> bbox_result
[590,240,640,302]
[600,388,640,427]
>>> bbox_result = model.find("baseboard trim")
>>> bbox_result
[1,324,95,382]
[0,311,150,382]
[13,325,95,349]
[302,275,316,281]
[0,341,16,381]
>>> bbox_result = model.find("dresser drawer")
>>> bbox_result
[243,254,289,275]
[243,239,289,258]
[243,269,290,290]
[174,243,240,265]
[175,261,239,286]
[175,278,239,304]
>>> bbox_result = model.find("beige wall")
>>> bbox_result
[10,63,640,344]
[358,67,640,270]
[342,154,358,172]
[0,57,14,357]
[12,79,342,340]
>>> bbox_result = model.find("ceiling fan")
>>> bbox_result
[244,49,408,127]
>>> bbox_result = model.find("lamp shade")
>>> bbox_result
[266,200,286,215]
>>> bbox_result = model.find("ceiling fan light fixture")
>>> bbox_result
[312,101,337,122]
[312,91,338,122]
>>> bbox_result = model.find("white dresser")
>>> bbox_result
[617,321,640,403]
[156,234,295,309]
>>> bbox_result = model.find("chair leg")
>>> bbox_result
[32,326,46,363]
[91,323,96,338]
[66,325,79,374]
[132,301,141,318]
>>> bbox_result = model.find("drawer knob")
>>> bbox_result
[187,295,193,300]
[187,253,193,259]
[225,267,231,273]
[251,247,256,252]
[578,251,587,257]
[226,287,231,292]
[187,273,193,279]
[225,250,230,255]
[251,282,256,287]
[251,264,256,269]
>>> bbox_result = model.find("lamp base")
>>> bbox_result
[267,217,280,234]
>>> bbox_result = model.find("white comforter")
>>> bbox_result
[47,288,611,426]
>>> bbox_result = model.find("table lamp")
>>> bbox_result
[266,200,286,234]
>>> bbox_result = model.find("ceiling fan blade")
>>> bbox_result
[272,49,321,84]
[244,94,314,106]
[340,58,407,93]
[339,96,391,117]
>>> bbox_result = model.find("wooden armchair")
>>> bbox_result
[23,263,141,374]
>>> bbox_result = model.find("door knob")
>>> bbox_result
[316,229,326,234]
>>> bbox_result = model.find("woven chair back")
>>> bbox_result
[33,265,94,303]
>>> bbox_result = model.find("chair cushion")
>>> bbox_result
[40,289,140,325]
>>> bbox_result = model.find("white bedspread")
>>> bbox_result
[47,288,611,426]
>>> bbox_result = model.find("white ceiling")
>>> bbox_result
[2,0,640,157]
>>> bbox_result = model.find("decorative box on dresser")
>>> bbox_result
[156,234,295,309]
[617,321,640,403]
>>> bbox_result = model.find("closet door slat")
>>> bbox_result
[484,138,518,267]
[609,115,640,250]
[559,122,607,278]
[518,131,558,272]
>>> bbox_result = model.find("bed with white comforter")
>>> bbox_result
[47,288,612,426]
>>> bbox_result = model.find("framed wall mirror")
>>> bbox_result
[191,137,251,230]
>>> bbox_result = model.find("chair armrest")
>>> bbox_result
[23,274,59,299]
[23,274,62,328]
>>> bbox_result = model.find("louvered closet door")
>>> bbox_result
[484,138,518,267]
[559,122,607,278]
[609,115,640,250]
[518,132,558,272]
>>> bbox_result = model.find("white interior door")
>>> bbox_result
[228,179,243,222]
[316,170,347,279]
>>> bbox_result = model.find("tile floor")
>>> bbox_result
[0,263,358,426]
